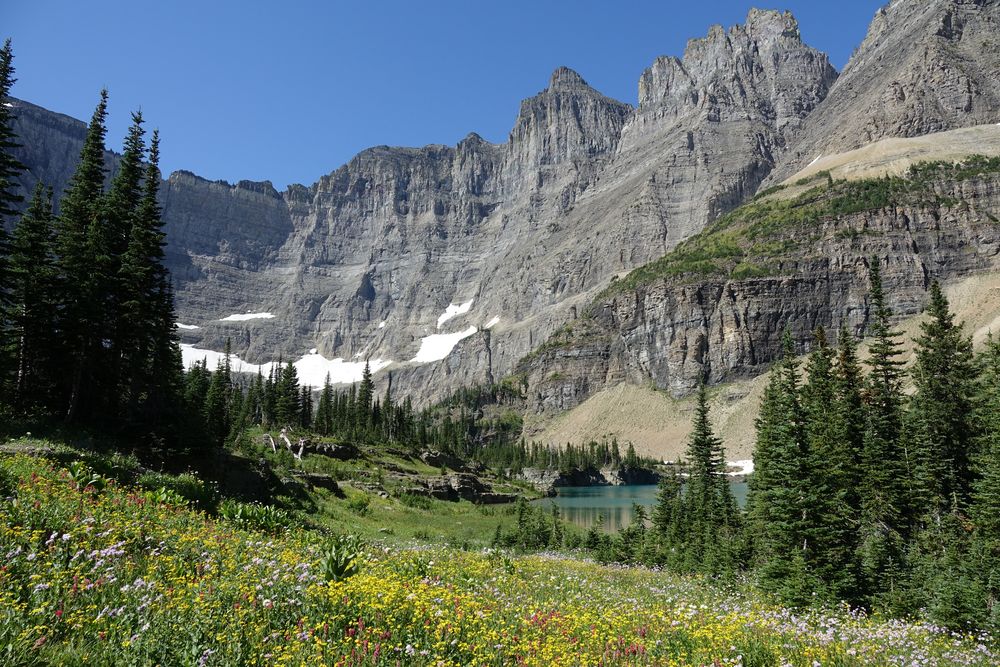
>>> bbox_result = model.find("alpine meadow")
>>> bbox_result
[4,1,1000,665]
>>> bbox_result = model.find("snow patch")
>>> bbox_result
[180,344,392,386]
[3,103,12,108]
[807,154,822,167]
[484,316,501,329]
[377,320,387,329]
[412,326,478,363]
[436,299,473,328]
[175,322,200,330]
[727,460,755,476]
[309,348,317,354]
[294,350,392,386]
[218,312,275,322]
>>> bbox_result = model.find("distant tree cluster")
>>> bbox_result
[0,41,186,444]
[600,258,1000,632]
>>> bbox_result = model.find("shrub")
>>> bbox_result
[217,500,295,533]
[398,492,433,510]
[346,492,372,515]
[137,471,217,509]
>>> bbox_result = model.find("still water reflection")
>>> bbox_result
[536,482,749,533]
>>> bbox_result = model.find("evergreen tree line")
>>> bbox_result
[0,41,187,444]
[190,350,657,475]
[605,258,1000,632]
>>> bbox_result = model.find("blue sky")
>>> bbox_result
[4,1,885,189]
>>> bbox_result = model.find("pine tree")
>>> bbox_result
[356,360,374,432]
[681,381,739,573]
[315,373,334,435]
[94,111,147,418]
[801,327,861,602]
[6,184,58,408]
[0,39,22,221]
[275,361,300,427]
[204,343,232,447]
[858,257,908,603]
[299,385,313,429]
[906,281,977,516]
[0,39,25,398]
[54,90,109,421]
[971,336,1000,631]
[748,330,814,604]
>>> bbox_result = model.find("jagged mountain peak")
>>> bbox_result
[546,66,591,93]
[767,0,1000,183]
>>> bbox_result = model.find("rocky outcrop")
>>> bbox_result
[768,0,1000,183]
[516,465,661,495]
[9,9,836,405]
[403,473,516,504]
[522,167,1000,413]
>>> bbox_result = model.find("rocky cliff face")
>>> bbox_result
[768,0,1000,184]
[521,167,1000,417]
[10,9,837,403]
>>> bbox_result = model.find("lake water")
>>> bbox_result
[536,482,748,533]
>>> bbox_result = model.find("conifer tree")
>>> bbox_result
[0,39,25,397]
[315,373,334,435]
[858,257,908,602]
[748,330,814,603]
[55,90,109,421]
[971,335,1000,631]
[6,184,58,408]
[204,344,232,447]
[299,385,313,429]
[682,381,739,573]
[906,281,977,515]
[275,361,300,427]
[801,327,861,601]
[93,111,147,417]
[0,39,22,221]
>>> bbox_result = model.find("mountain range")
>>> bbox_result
[9,0,1000,457]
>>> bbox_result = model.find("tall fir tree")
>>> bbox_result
[680,381,740,573]
[905,281,977,516]
[275,361,300,427]
[801,327,861,602]
[54,90,109,421]
[858,256,908,603]
[0,38,25,397]
[315,372,334,435]
[92,111,146,418]
[971,335,1000,631]
[6,184,58,408]
[748,330,815,604]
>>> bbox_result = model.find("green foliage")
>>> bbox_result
[319,534,364,582]
[346,492,371,515]
[136,471,217,508]
[217,500,294,534]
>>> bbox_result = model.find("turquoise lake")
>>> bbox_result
[535,482,748,532]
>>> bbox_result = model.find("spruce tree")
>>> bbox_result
[906,281,977,515]
[6,184,58,408]
[315,373,334,435]
[96,111,146,418]
[858,257,908,603]
[55,90,109,421]
[0,39,22,221]
[748,330,814,604]
[801,327,861,602]
[0,39,25,398]
[682,382,739,573]
[971,336,1000,631]
[275,361,300,427]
